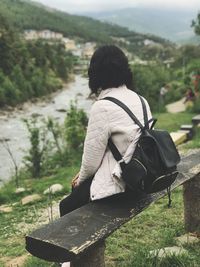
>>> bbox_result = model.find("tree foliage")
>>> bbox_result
[23,104,88,178]
[0,15,74,107]
[64,102,88,151]
[192,13,200,35]
[132,64,172,111]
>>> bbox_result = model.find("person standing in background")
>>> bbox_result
[159,84,168,111]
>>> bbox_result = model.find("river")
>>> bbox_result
[0,75,93,186]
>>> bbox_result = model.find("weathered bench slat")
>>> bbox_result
[180,124,195,139]
[170,132,187,145]
[192,114,200,125]
[25,152,200,262]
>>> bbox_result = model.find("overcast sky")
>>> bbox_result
[34,0,200,13]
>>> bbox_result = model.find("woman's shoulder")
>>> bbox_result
[91,88,150,114]
[89,100,109,119]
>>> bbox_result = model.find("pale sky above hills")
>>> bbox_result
[34,0,200,13]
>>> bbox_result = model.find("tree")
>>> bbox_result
[23,118,49,178]
[132,64,171,111]
[64,102,88,151]
[3,77,19,105]
[192,13,200,35]
[10,65,27,100]
[0,14,21,75]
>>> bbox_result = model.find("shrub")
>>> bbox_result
[23,103,88,177]
[187,96,200,113]
[64,102,88,152]
[23,118,49,178]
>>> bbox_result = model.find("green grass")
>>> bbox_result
[0,111,200,266]
[105,188,200,267]
[154,112,195,132]
[23,257,58,267]
[181,128,200,149]
[155,112,200,150]
[1,186,199,267]
[0,163,80,266]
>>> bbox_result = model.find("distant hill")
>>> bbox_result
[0,0,172,49]
[179,35,200,45]
[83,8,199,44]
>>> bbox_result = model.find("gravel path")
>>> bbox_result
[166,98,186,113]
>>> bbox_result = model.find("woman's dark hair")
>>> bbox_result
[88,45,133,94]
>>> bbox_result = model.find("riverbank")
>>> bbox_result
[0,75,93,186]
[0,74,75,117]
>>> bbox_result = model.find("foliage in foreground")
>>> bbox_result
[0,112,200,266]
[23,102,88,179]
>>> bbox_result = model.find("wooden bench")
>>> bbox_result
[170,132,187,145]
[192,114,200,126]
[180,124,195,139]
[25,151,200,267]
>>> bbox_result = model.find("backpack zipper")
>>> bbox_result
[132,158,148,175]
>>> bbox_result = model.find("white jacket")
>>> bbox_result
[79,85,152,200]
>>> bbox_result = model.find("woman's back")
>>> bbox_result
[79,85,152,200]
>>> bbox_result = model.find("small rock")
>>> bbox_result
[0,138,10,142]
[149,246,188,258]
[43,184,64,195]
[76,93,83,97]
[21,194,42,205]
[5,105,14,112]
[175,233,199,246]
[0,204,13,213]
[31,112,41,118]
[15,187,26,194]
[61,262,70,267]
[56,108,66,113]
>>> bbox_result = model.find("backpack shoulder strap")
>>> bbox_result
[102,96,145,130]
[138,95,157,129]
[138,95,149,129]
[101,96,156,163]
[102,96,145,166]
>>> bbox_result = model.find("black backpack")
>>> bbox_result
[103,96,180,205]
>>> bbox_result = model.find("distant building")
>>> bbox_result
[63,38,76,51]
[144,39,156,46]
[54,32,63,40]
[24,30,96,60]
[144,39,162,48]
[39,30,52,39]
[111,37,130,45]
[163,58,175,68]
[82,42,96,58]
[24,30,39,40]
[24,29,63,40]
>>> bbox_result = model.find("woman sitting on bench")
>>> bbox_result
[59,45,152,218]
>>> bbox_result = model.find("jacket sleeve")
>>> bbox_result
[78,101,110,183]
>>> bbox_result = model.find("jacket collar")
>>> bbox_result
[97,85,127,100]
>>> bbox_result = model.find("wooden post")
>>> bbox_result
[72,241,105,267]
[183,174,200,233]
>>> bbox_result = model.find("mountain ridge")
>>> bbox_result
[81,7,198,43]
[0,0,172,46]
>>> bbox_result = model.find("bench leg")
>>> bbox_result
[183,174,200,233]
[72,241,105,267]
